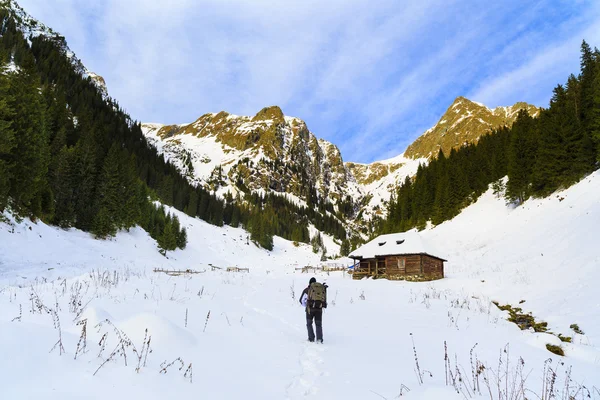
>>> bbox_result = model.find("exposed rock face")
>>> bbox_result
[404,96,540,159]
[346,162,405,186]
[86,72,107,97]
[142,107,361,209]
[142,96,540,235]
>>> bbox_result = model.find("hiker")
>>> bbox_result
[299,277,327,343]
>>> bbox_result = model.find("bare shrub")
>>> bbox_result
[11,304,22,322]
[49,308,65,355]
[203,310,211,333]
[74,319,88,360]
[133,328,152,373]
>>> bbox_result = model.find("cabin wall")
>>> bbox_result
[421,255,444,280]
[385,255,420,276]
[353,254,444,281]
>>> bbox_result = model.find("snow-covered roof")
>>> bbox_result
[349,231,446,260]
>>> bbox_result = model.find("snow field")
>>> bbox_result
[1,171,600,398]
[1,265,598,399]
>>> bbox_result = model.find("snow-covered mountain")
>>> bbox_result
[142,96,537,231]
[345,154,425,218]
[0,0,108,97]
[404,96,540,159]
[142,107,429,236]
[142,106,360,208]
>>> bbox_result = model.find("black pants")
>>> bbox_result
[306,308,323,342]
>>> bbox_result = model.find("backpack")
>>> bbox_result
[308,282,326,307]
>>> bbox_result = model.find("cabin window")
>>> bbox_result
[397,258,405,268]
[396,240,405,245]
[378,242,386,246]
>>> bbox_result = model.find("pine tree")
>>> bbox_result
[588,49,600,160]
[186,190,198,217]
[157,216,178,255]
[121,153,142,229]
[0,69,15,211]
[72,115,99,230]
[432,169,449,225]
[51,146,77,227]
[230,201,241,227]
[311,232,323,254]
[339,239,350,257]
[92,206,115,239]
[177,226,187,250]
[6,63,50,215]
[506,110,538,203]
[92,143,122,236]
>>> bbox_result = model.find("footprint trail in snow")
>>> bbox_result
[286,342,327,399]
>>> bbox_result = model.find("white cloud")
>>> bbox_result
[469,18,600,109]
[16,0,600,163]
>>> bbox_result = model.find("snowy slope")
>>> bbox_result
[422,171,600,350]
[1,170,600,399]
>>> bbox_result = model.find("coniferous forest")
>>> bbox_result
[381,42,600,234]
[0,7,346,252]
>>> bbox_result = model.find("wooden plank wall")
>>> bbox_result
[354,255,444,280]
[422,255,443,279]
[385,255,405,275]
[385,255,420,275]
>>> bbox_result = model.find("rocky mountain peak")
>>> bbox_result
[404,96,540,159]
[252,106,285,124]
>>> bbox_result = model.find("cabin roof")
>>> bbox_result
[349,231,447,261]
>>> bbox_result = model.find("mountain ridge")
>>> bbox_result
[405,96,540,159]
[141,96,539,233]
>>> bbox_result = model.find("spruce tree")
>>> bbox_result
[92,143,122,236]
[230,201,240,227]
[186,190,198,217]
[92,206,115,239]
[0,69,15,211]
[158,216,178,255]
[339,239,350,257]
[52,146,77,227]
[506,110,538,203]
[7,63,50,215]
[177,226,187,250]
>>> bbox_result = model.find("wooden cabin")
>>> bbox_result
[349,232,446,281]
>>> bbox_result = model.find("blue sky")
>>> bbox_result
[18,0,600,163]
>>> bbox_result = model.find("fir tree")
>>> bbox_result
[6,63,50,215]
[185,190,198,217]
[230,201,241,227]
[506,110,538,203]
[339,239,350,257]
[92,143,122,236]
[0,69,15,211]
[92,206,115,239]
[177,226,187,250]
[157,216,178,255]
[51,146,77,227]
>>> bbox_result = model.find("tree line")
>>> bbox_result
[381,41,599,234]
